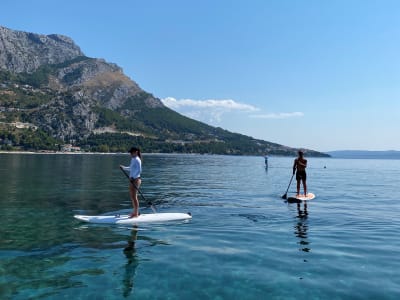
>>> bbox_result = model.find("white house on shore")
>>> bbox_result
[61,144,81,152]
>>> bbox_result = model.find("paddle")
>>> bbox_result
[282,173,295,199]
[119,166,157,213]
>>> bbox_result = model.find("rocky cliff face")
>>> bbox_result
[0,25,166,141]
[0,26,84,73]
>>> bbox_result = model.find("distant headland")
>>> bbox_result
[326,150,400,159]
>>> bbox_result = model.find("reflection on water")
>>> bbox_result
[121,226,171,298]
[294,202,310,253]
[122,227,139,297]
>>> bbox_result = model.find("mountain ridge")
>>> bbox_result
[0,25,328,157]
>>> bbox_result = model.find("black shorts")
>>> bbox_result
[296,170,306,181]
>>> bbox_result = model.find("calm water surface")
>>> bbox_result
[0,153,399,299]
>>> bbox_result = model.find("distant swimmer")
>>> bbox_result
[293,150,307,196]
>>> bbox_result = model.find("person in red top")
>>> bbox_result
[293,150,307,196]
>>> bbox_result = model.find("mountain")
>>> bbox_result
[327,150,400,159]
[0,25,328,156]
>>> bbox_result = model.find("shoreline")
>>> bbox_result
[0,151,288,157]
[0,150,124,155]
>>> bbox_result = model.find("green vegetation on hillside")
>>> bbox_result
[79,132,287,156]
[0,126,61,151]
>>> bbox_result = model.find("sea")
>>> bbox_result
[0,153,399,300]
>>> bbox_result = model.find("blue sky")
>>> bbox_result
[2,0,400,151]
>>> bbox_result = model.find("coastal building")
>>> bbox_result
[61,144,81,152]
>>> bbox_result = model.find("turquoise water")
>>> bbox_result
[0,153,399,299]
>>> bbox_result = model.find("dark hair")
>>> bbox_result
[298,150,304,157]
[129,147,142,159]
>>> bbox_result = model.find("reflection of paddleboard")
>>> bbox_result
[74,212,192,225]
[287,192,315,203]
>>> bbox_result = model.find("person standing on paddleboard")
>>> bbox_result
[120,147,142,218]
[293,150,307,196]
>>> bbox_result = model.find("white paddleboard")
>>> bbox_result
[287,192,316,203]
[74,212,192,225]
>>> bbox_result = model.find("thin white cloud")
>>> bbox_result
[250,112,304,119]
[161,97,304,124]
[161,97,259,112]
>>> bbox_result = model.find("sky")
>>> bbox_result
[2,0,400,152]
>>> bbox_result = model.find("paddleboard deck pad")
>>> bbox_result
[287,192,315,203]
[74,212,192,224]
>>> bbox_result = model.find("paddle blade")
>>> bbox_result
[149,203,157,214]
[281,193,287,199]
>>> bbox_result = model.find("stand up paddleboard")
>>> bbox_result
[74,212,192,225]
[287,192,315,203]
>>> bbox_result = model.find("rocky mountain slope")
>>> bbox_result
[0,25,328,156]
[0,26,83,73]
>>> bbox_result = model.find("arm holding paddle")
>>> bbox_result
[120,165,130,172]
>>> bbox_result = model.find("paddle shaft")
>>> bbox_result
[282,172,295,199]
[119,166,157,213]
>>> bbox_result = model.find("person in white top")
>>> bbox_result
[120,147,142,218]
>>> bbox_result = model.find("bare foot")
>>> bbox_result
[129,213,139,218]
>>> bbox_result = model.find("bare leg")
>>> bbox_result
[129,179,141,218]
[296,180,300,196]
[302,179,307,196]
